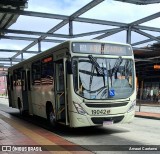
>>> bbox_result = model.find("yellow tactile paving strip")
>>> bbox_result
[0,111,93,154]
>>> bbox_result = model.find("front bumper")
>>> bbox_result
[69,110,135,127]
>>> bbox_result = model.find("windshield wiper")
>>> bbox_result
[112,56,123,76]
[89,63,95,91]
[88,55,104,75]
[88,55,105,91]
[125,60,132,80]
[109,56,123,88]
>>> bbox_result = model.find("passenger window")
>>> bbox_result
[10,75,13,90]
[13,68,23,86]
[32,60,41,85]
[41,56,54,85]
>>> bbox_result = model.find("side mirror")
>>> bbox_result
[66,60,72,74]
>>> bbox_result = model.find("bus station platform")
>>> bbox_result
[0,97,159,153]
[135,100,160,120]
[0,107,92,154]
[135,111,160,120]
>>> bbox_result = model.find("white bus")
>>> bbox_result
[7,40,136,127]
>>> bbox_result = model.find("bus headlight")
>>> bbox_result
[127,100,136,113]
[73,102,87,115]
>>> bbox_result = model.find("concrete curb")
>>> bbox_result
[135,115,160,120]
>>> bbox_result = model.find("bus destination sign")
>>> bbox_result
[42,57,52,63]
[72,42,132,56]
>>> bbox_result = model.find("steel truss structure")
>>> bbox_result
[0,0,160,78]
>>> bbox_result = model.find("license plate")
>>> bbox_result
[103,121,113,126]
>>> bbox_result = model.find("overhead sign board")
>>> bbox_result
[72,42,132,56]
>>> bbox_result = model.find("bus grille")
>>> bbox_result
[85,102,128,108]
[91,116,124,124]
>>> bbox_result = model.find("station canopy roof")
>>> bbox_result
[0,0,160,78]
[0,0,27,34]
[116,0,160,5]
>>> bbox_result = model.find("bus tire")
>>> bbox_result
[46,103,56,127]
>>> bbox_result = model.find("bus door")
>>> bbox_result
[21,70,29,111]
[55,59,68,124]
[7,74,13,107]
[26,70,33,114]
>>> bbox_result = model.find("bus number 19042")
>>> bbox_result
[91,109,109,115]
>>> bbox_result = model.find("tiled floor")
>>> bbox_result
[0,111,92,154]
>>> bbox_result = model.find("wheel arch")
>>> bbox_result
[46,101,54,117]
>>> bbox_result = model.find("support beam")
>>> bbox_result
[0,66,9,69]
[75,17,127,27]
[0,35,65,43]
[69,0,104,20]
[126,26,131,44]
[73,28,126,38]
[0,49,38,54]
[133,29,160,42]
[10,59,12,66]
[0,29,70,38]
[11,0,104,59]
[0,8,128,27]
[38,40,41,52]
[69,20,73,36]
[115,0,160,5]
[0,8,68,20]
[0,62,16,65]
[0,58,24,62]
[2,20,160,37]
[93,28,125,39]
[131,36,160,46]
[21,53,23,61]
[130,12,160,26]
[0,63,12,66]
[1,28,131,40]
[135,25,160,33]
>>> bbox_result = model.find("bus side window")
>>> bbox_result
[27,70,31,91]
[41,56,53,84]
[32,60,41,85]
[10,75,13,90]
[17,69,22,86]
[7,75,10,86]
[13,71,17,86]
[13,68,23,86]
[22,71,27,91]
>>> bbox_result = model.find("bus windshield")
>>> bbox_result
[72,56,134,100]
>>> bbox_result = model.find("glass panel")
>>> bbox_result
[41,56,53,84]
[13,68,23,86]
[72,56,134,100]
[32,60,41,85]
